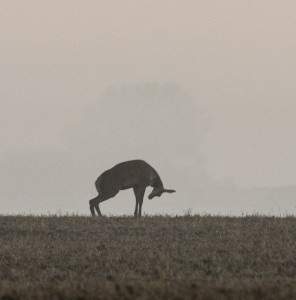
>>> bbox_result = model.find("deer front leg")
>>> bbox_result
[133,186,146,218]
[138,198,144,217]
[134,200,139,218]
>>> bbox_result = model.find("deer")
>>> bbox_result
[89,160,175,217]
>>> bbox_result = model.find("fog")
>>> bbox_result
[1,1,296,215]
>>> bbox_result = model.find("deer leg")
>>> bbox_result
[89,197,100,217]
[97,190,119,204]
[138,198,144,217]
[133,186,146,218]
[88,191,119,217]
[134,200,139,218]
[94,202,102,216]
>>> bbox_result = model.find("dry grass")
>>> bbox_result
[0,215,295,299]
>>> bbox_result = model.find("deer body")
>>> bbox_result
[89,160,175,217]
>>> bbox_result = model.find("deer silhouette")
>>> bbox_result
[89,160,175,217]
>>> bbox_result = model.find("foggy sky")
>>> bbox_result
[1,1,296,215]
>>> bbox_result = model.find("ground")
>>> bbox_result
[0,215,295,299]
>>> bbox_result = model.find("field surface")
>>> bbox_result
[0,215,296,299]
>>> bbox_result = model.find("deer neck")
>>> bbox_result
[151,175,163,189]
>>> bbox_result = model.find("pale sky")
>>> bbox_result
[1,1,296,215]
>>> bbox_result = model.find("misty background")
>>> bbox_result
[1,1,296,216]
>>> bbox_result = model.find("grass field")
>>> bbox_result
[0,215,295,299]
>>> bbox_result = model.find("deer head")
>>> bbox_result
[148,187,176,199]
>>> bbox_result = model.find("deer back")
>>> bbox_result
[95,160,159,193]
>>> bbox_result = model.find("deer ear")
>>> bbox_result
[163,189,176,193]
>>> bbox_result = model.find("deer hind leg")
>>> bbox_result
[97,190,119,204]
[89,197,101,217]
[133,186,146,218]
[94,201,102,216]
[89,190,119,217]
